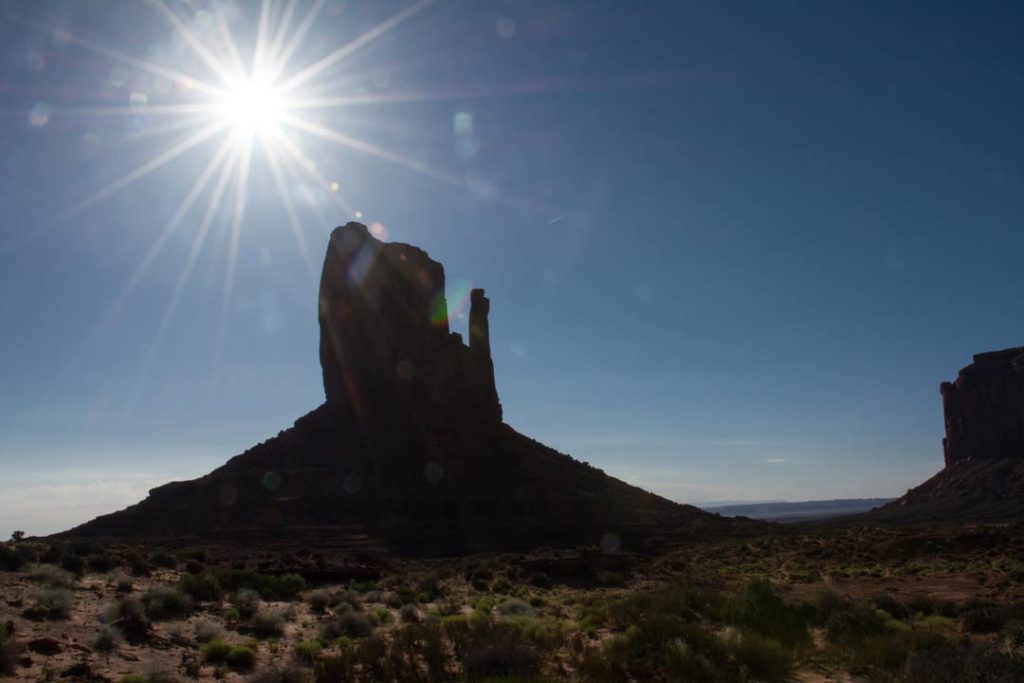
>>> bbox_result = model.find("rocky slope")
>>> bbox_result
[66,222,758,553]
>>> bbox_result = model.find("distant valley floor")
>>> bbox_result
[702,498,895,522]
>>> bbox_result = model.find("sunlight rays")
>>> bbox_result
[54,120,227,225]
[276,0,435,94]
[22,0,540,416]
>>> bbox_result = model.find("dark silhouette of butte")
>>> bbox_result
[67,222,754,553]
[867,347,1024,523]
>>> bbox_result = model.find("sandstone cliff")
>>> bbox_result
[941,347,1024,466]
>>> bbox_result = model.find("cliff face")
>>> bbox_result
[941,347,1024,466]
[65,222,755,552]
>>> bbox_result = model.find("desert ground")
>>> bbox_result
[3,522,1024,682]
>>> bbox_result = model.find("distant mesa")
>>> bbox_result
[66,222,759,552]
[867,347,1024,524]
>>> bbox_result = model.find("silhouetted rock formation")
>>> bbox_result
[318,223,501,429]
[66,223,755,552]
[863,347,1024,525]
[941,347,1024,466]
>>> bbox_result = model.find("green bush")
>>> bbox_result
[142,586,193,621]
[203,639,257,670]
[178,573,222,602]
[322,611,375,640]
[724,581,810,650]
[723,630,792,682]
[0,545,25,571]
[306,589,330,614]
[496,597,534,617]
[194,619,225,644]
[27,563,75,588]
[399,603,420,623]
[251,610,286,639]
[961,599,1006,633]
[202,638,233,663]
[226,645,256,670]
[235,588,262,619]
[1,622,23,675]
[462,642,541,679]
[213,569,305,600]
[148,551,176,568]
[293,639,322,663]
[92,624,123,652]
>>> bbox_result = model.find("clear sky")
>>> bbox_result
[1,1,1022,535]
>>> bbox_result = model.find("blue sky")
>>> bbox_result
[1,1,1022,535]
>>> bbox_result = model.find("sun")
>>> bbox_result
[216,75,287,138]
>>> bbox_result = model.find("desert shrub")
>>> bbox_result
[115,576,134,593]
[59,551,85,575]
[113,594,147,620]
[306,589,330,614]
[293,639,322,663]
[149,551,176,568]
[0,545,25,571]
[227,645,257,670]
[496,597,534,617]
[314,654,353,683]
[28,563,75,587]
[87,552,116,573]
[92,624,123,652]
[905,640,1024,682]
[144,664,180,683]
[235,588,263,619]
[120,676,148,683]
[961,599,1007,633]
[142,586,193,620]
[920,614,957,631]
[201,638,231,662]
[251,610,286,638]
[183,560,204,575]
[722,630,793,682]
[873,593,910,620]
[194,619,225,643]
[0,622,23,675]
[180,547,207,561]
[907,593,958,618]
[527,571,550,588]
[178,572,222,602]
[248,664,314,683]
[598,570,626,587]
[825,602,891,646]
[322,611,375,640]
[463,642,541,679]
[214,569,305,600]
[266,573,306,600]
[576,614,729,681]
[724,581,810,650]
[31,587,73,619]
[372,606,393,624]
[204,639,258,670]
[399,603,420,623]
